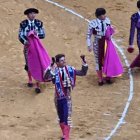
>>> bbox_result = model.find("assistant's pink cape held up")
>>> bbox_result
[27,31,51,82]
[103,26,123,77]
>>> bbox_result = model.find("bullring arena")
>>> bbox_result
[0,0,139,139]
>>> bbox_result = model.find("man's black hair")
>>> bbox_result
[55,54,65,63]
[95,8,106,17]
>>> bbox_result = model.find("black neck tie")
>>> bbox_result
[61,69,64,81]
[101,21,104,32]
[31,22,33,30]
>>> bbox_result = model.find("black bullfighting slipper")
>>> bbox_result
[106,79,113,84]
[35,88,41,93]
[98,81,104,86]
[27,83,33,87]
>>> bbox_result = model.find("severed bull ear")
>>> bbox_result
[80,55,86,63]
[51,57,56,66]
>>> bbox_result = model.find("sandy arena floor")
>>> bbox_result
[0,0,140,139]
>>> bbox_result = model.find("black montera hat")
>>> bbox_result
[24,8,39,15]
[137,0,140,8]
[95,8,106,17]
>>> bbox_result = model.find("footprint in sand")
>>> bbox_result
[9,124,17,127]
[1,114,9,118]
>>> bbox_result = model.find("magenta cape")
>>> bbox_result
[103,26,123,77]
[27,31,51,82]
